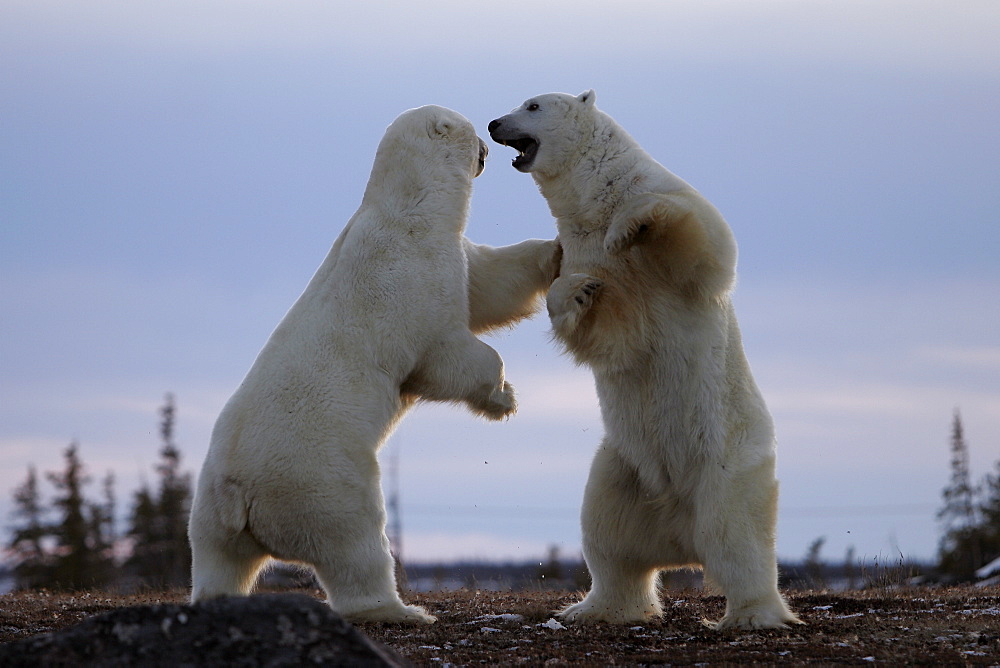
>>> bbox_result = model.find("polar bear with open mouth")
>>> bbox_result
[490,91,801,630]
[189,105,559,624]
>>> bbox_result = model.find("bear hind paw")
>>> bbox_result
[706,604,804,631]
[344,602,437,625]
[557,596,661,624]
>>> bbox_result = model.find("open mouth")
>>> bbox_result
[497,135,539,171]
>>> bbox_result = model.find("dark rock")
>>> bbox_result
[0,592,409,667]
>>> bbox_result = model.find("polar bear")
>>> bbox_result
[189,105,559,624]
[489,91,801,630]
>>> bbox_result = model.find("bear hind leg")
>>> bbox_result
[311,535,435,625]
[560,563,662,624]
[189,527,270,603]
[697,465,802,630]
[559,445,672,624]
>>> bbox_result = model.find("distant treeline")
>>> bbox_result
[6,394,191,592]
[4,403,998,593]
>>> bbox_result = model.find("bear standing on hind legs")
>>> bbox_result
[490,91,802,630]
[189,105,560,625]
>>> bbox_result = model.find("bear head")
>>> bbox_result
[380,105,488,181]
[488,90,596,176]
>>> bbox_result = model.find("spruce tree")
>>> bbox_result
[937,410,983,579]
[127,393,193,587]
[45,442,110,589]
[127,482,157,573]
[87,471,118,586]
[804,536,827,588]
[979,459,1000,565]
[154,393,193,586]
[7,466,52,589]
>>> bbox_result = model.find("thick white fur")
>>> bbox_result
[189,105,559,624]
[490,91,801,630]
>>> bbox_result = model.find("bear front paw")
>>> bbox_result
[604,219,647,255]
[480,380,517,421]
[547,273,603,336]
[604,192,671,255]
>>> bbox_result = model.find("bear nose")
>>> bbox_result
[487,118,502,133]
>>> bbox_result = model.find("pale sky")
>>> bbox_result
[2,0,998,567]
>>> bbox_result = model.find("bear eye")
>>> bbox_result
[527,103,539,111]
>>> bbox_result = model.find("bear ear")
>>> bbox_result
[431,117,452,137]
[577,90,596,106]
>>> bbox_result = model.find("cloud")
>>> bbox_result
[765,382,1000,420]
[916,346,1000,371]
[4,0,998,76]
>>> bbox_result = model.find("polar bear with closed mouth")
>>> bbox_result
[489,91,801,630]
[189,105,559,624]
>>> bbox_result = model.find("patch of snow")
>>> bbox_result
[467,613,525,625]
[975,554,1000,578]
[541,618,567,630]
[484,613,525,622]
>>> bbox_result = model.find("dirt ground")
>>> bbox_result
[2,586,998,665]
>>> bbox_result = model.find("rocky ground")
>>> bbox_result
[2,586,999,665]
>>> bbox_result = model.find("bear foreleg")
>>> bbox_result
[407,332,516,420]
[465,238,561,333]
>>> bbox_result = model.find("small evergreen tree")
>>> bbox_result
[7,466,53,589]
[86,471,118,586]
[100,471,117,553]
[804,536,827,589]
[127,393,193,588]
[844,545,857,591]
[978,459,1000,564]
[156,394,192,583]
[45,442,112,590]
[938,410,984,579]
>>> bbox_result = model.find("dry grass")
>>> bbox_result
[2,586,999,665]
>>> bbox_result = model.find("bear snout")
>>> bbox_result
[487,118,503,133]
